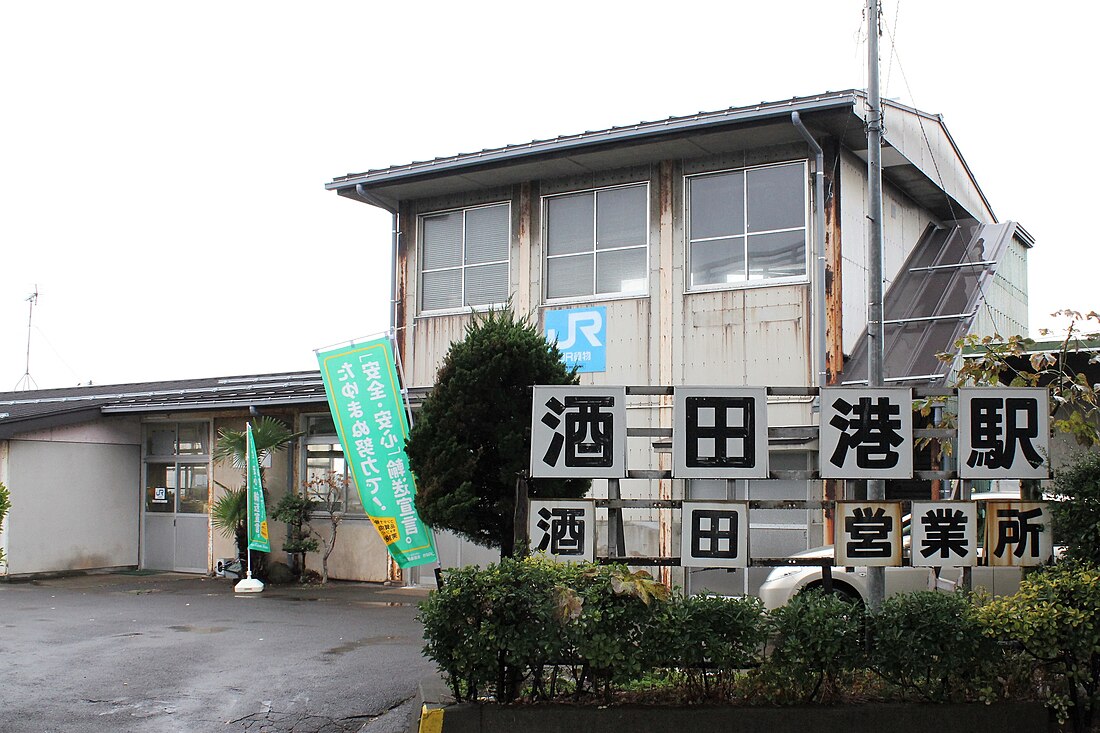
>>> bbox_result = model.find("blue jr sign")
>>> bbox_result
[544,306,607,373]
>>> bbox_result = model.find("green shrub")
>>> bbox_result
[418,557,572,701]
[753,590,866,704]
[868,591,999,702]
[1050,451,1100,566]
[418,558,673,702]
[565,566,670,696]
[976,561,1100,729]
[649,593,767,700]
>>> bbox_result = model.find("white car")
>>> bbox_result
[756,491,1050,609]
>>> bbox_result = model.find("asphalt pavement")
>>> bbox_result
[0,572,435,733]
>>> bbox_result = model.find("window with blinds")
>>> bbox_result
[687,161,808,289]
[419,203,510,312]
[544,183,649,300]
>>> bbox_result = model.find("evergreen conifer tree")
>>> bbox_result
[407,308,588,556]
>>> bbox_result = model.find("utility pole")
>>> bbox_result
[865,0,886,611]
[14,286,39,391]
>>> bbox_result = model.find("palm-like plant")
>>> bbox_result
[212,416,302,562]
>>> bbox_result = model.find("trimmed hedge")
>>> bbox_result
[419,557,1100,729]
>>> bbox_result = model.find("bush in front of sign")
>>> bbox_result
[1050,451,1100,567]
[867,590,1000,703]
[751,589,866,704]
[976,561,1100,730]
[406,307,588,557]
[647,593,768,700]
[419,557,582,702]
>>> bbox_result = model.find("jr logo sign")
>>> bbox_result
[544,306,607,373]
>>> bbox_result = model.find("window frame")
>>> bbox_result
[142,420,212,516]
[417,201,512,315]
[541,181,651,304]
[685,160,810,292]
[298,413,363,517]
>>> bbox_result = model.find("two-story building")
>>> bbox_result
[327,90,1032,592]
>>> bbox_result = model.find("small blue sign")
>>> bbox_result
[544,306,607,373]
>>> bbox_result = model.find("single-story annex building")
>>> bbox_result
[0,372,401,580]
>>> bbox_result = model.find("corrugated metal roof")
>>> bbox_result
[327,90,863,192]
[0,371,329,438]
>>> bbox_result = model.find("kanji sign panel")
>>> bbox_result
[984,501,1053,567]
[819,388,913,479]
[530,386,627,478]
[680,501,750,568]
[910,501,978,567]
[834,502,903,566]
[545,306,607,373]
[672,388,769,478]
[529,500,595,562]
[959,388,1050,479]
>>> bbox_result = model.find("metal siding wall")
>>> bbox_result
[972,239,1029,339]
[881,104,995,224]
[7,439,140,575]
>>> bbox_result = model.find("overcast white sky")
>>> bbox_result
[0,1,1092,389]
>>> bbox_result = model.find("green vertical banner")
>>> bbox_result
[245,423,271,553]
[317,337,437,568]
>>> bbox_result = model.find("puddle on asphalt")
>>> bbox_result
[168,625,228,634]
[322,635,408,655]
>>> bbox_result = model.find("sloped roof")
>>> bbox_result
[0,372,329,439]
[328,89,996,224]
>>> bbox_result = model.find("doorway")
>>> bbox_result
[142,422,211,573]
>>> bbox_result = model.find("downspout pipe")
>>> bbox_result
[791,112,827,393]
[355,184,401,340]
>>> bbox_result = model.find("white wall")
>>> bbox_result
[7,437,140,575]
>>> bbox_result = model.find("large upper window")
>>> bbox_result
[687,161,807,288]
[419,203,510,312]
[545,183,648,300]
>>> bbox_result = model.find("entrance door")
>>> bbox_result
[142,423,211,573]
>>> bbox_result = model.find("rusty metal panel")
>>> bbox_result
[679,286,810,389]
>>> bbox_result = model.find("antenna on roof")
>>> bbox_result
[14,286,39,391]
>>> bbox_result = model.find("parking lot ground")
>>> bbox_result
[0,572,434,733]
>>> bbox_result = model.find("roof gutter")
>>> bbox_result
[792,111,827,392]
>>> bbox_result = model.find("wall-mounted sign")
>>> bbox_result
[545,306,607,373]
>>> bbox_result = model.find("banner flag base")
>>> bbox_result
[234,571,264,594]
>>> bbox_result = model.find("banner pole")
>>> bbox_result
[235,421,264,593]
[390,330,442,587]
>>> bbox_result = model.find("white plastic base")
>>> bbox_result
[234,576,265,593]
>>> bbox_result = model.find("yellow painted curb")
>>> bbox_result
[418,704,444,733]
